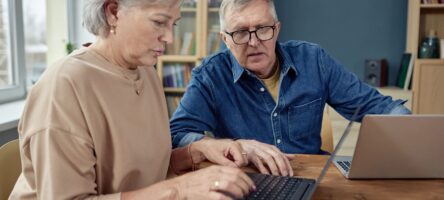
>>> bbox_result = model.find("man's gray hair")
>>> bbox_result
[83,0,179,36]
[219,0,278,31]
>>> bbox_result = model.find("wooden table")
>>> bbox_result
[197,154,444,199]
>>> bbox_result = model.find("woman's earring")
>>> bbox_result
[110,26,116,35]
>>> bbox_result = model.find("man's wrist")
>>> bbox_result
[189,140,207,164]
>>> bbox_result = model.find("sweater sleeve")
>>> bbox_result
[12,60,121,199]
[24,129,121,200]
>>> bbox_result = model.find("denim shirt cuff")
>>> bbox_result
[388,104,412,115]
[177,132,205,147]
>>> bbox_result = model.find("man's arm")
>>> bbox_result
[318,48,411,120]
[389,104,411,114]
[170,70,217,148]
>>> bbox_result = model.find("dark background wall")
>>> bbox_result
[275,0,408,86]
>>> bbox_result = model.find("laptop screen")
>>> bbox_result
[305,106,361,199]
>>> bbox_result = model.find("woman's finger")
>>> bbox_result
[208,191,232,200]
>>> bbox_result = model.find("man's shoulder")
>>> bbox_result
[279,40,322,52]
[194,50,232,74]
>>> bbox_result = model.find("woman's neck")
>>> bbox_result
[91,37,137,70]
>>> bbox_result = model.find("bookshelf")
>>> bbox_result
[406,0,444,114]
[157,0,222,117]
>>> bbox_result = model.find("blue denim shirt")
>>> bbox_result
[170,41,410,154]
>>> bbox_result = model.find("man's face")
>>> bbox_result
[221,1,280,78]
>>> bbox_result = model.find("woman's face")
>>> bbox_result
[112,2,181,67]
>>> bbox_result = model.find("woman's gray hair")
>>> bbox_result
[219,0,278,31]
[83,0,179,36]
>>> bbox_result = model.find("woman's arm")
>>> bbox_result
[122,165,255,200]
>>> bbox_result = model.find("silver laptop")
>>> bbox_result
[240,108,361,200]
[333,115,444,179]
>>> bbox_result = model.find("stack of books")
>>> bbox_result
[421,0,444,4]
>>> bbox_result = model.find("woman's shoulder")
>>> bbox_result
[42,48,114,84]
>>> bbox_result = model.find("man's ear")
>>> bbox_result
[274,21,281,38]
[104,0,119,26]
[220,32,230,50]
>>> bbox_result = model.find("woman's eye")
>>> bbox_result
[153,20,166,27]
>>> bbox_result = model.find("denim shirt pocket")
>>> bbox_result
[287,98,323,143]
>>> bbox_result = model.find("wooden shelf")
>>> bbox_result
[407,0,444,114]
[420,4,444,9]
[181,7,197,12]
[159,55,198,62]
[417,58,444,62]
[158,0,220,117]
[164,88,186,93]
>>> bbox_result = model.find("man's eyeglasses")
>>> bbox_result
[224,24,276,45]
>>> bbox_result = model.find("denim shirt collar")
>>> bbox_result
[230,42,298,83]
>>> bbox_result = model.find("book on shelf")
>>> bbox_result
[207,25,221,55]
[180,32,195,55]
[166,26,181,55]
[162,63,193,88]
[422,0,443,3]
[396,53,413,89]
[403,54,415,91]
[208,0,222,7]
[166,96,182,117]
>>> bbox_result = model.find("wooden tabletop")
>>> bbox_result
[197,154,444,200]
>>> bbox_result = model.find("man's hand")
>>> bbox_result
[236,139,294,176]
[191,137,248,168]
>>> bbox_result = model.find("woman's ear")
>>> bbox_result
[104,0,119,26]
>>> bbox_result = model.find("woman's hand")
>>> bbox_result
[237,139,294,176]
[122,165,255,200]
[191,137,248,168]
[174,165,256,200]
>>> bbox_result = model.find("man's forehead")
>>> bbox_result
[226,14,275,30]
[224,2,275,30]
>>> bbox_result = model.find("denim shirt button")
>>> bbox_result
[260,87,265,92]
[277,139,281,144]
[273,112,278,117]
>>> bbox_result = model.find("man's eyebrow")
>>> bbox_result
[230,25,249,31]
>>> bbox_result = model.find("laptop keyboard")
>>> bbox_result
[337,161,352,172]
[239,173,315,200]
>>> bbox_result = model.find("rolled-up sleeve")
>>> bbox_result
[318,48,411,120]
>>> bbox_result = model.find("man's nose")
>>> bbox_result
[248,32,260,47]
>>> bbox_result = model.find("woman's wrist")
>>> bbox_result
[122,179,180,200]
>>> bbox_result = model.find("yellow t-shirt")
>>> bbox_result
[261,63,281,103]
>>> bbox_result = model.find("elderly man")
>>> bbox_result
[170,0,410,171]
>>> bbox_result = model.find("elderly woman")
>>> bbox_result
[9,0,260,199]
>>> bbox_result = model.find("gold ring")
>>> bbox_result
[213,180,220,189]
[241,152,247,155]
